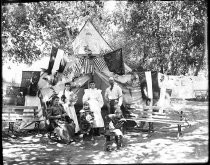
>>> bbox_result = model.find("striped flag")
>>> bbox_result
[81,58,94,74]
[137,71,161,105]
[74,58,83,74]
[46,47,64,75]
[46,47,58,75]
[57,57,67,73]
[93,57,108,71]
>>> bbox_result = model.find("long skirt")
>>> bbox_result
[63,104,80,133]
[54,121,75,143]
[88,99,104,128]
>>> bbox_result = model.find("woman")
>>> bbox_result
[47,95,75,143]
[58,82,80,133]
[82,81,104,136]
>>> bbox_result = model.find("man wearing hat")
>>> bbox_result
[105,77,123,114]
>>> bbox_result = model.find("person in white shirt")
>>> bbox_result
[58,82,80,133]
[82,80,104,136]
[105,77,123,114]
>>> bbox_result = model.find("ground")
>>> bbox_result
[2,101,209,164]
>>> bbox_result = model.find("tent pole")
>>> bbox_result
[88,53,96,82]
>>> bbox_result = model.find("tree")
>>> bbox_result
[2,1,104,65]
[102,1,207,75]
[2,1,207,76]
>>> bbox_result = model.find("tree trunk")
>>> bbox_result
[194,17,207,76]
[155,16,164,73]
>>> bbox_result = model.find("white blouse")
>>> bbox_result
[83,88,104,108]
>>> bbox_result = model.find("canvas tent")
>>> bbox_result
[37,20,174,111]
[72,20,132,73]
[38,54,141,107]
[37,20,208,120]
[37,20,135,107]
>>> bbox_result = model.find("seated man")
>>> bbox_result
[104,107,126,151]
[47,95,75,144]
[79,102,94,140]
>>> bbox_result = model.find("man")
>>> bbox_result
[105,77,123,114]
[58,82,71,103]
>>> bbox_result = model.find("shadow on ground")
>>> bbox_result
[3,101,209,164]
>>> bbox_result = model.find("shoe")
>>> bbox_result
[66,140,74,145]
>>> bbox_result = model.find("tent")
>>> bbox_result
[72,20,132,73]
[37,20,137,108]
[38,55,142,108]
[37,20,175,112]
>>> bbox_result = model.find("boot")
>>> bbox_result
[115,135,122,149]
[94,128,100,136]
[105,135,111,151]
[106,135,111,142]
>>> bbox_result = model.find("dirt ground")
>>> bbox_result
[2,101,209,164]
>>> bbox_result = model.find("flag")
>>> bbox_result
[57,57,67,73]
[103,48,125,75]
[46,46,58,75]
[46,47,64,75]
[137,71,161,105]
[93,57,108,71]
[51,49,64,75]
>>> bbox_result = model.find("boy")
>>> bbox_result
[104,106,126,151]
[79,102,94,140]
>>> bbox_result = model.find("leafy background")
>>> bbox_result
[2,1,208,76]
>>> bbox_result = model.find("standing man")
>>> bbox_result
[105,77,123,114]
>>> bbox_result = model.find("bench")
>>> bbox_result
[2,106,42,133]
[126,105,190,139]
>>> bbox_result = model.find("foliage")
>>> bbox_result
[2,1,207,75]
[102,1,207,75]
[2,1,104,64]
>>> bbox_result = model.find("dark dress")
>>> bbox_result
[47,104,75,143]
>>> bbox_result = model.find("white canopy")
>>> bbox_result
[72,20,112,55]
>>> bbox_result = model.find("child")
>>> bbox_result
[79,102,94,140]
[104,106,126,151]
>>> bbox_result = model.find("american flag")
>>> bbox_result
[93,57,108,71]
[104,48,125,75]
